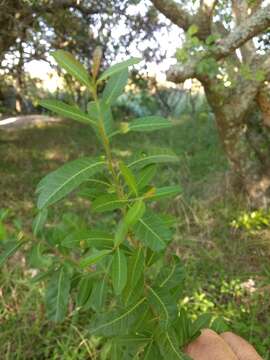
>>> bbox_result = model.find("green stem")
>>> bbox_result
[92,85,123,200]
[92,84,139,251]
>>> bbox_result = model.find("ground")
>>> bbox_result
[0,115,270,359]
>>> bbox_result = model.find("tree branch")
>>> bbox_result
[150,0,192,31]
[167,61,199,83]
[150,0,217,39]
[259,52,270,78]
[232,0,259,62]
[257,81,270,127]
[166,4,270,84]
[216,4,270,58]
[193,0,218,39]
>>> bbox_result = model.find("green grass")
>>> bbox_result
[1,115,270,358]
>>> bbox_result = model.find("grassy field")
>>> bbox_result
[1,115,270,359]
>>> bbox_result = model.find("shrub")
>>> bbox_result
[1,49,212,359]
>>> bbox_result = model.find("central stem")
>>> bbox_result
[92,85,123,200]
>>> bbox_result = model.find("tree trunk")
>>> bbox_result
[204,84,270,207]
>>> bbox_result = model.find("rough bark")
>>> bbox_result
[217,4,270,58]
[150,0,192,31]
[166,4,270,84]
[150,0,215,40]
[198,67,270,206]
[204,79,270,207]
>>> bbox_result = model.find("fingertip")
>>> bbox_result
[220,332,263,360]
[185,328,238,360]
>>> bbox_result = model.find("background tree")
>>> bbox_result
[0,0,164,112]
[151,0,270,207]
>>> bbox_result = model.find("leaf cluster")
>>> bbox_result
[0,49,209,358]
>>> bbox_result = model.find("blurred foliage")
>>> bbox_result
[0,0,167,115]
[232,209,270,233]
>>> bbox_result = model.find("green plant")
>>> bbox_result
[1,49,213,359]
[231,209,270,233]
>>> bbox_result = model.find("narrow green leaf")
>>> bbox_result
[190,313,212,337]
[79,249,111,268]
[112,248,127,295]
[85,230,114,249]
[124,200,145,227]
[123,248,144,305]
[148,282,179,330]
[127,247,144,287]
[119,161,138,195]
[142,340,161,360]
[157,329,187,360]
[134,211,172,251]
[52,50,93,88]
[87,100,113,136]
[112,335,151,358]
[210,317,229,333]
[132,305,153,333]
[89,278,108,312]
[45,266,71,322]
[89,297,146,336]
[123,274,144,307]
[115,335,151,346]
[62,230,114,250]
[114,220,129,247]
[61,229,86,248]
[156,257,185,292]
[32,208,48,236]
[147,186,182,201]
[39,99,95,125]
[155,257,185,304]
[28,243,52,269]
[136,165,157,190]
[98,57,141,82]
[78,180,108,200]
[159,213,177,227]
[146,248,164,267]
[128,116,172,132]
[87,101,98,120]
[110,342,122,360]
[61,229,89,248]
[92,194,127,213]
[0,222,6,242]
[37,157,105,209]
[128,149,178,170]
[175,308,192,347]
[147,286,170,329]
[0,241,24,266]
[30,269,54,284]
[102,69,128,105]
[77,275,93,307]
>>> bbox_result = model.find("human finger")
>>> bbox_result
[220,332,263,360]
[184,329,238,360]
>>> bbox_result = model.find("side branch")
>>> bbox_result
[167,60,200,83]
[216,4,270,58]
[150,0,192,31]
[194,0,218,38]
[166,5,270,84]
[150,0,217,39]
